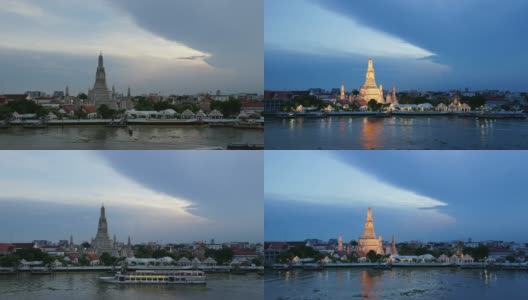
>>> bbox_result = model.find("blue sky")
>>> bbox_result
[265,0,528,91]
[0,151,263,244]
[0,0,262,95]
[265,151,528,243]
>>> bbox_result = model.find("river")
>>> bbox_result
[0,272,263,300]
[265,268,528,300]
[265,116,528,149]
[0,126,263,149]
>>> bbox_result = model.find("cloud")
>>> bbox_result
[0,0,52,19]
[0,151,263,242]
[265,0,437,61]
[265,151,454,225]
[0,0,262,94]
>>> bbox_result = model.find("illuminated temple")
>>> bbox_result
[356,207,385,257]
[352,58,398,105]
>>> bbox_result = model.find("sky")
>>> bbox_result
[0,151,263,244]
[265,0,528,91]
[265,151,528,243]
[0,0,262,95]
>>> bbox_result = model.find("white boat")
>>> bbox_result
[99,270,206,285]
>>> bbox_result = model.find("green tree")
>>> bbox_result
[134,245,154,258]
[81,242,91,249]
[204,247,234,265]
[368,99,379,111]
[97,104,116,119]
[352,89,359,96]
[152,249,171,259]
[467,94,486,110]
[78,93,88,100]
[99,252,118,266]
[74,109,87,119]
[78,256,90,266]
[366,250,378,262]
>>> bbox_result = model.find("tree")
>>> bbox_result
[74,109,87,119]
[366,250,378,263]
[152,249,171,259]
[78,256,90,266]
[467,94,486,110]
[368,99,379,111]
[97,104,116,119]
[78,93,88,100]
[352,89,360,96]
[251,257,263,266]
[204,247,234,265]
[99,252,118,266]
[134,245,154,258]
[81,242,91,249]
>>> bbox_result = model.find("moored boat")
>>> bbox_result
[99,270,206,284]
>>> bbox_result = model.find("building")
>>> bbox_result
[88,52,116,109]
[356,208,384,257]
[358,58,384,104]
[384,235,399,256]
[91,204,116,256]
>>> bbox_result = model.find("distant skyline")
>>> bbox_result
[0,151,263,244]
[265,151,528,243]
[265,0,528,92]
[0,0,262,95]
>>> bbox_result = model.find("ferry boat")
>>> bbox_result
[99,270,206,285]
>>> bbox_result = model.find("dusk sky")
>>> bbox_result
[0,0,262,95]
[265,151,528,243]
[265,0,528,91]
[0,151,263,244]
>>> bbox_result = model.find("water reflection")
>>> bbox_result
[360,118,384,149]
[360,270,381,300]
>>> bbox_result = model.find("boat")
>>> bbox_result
[372,264,392,270]
[271,264,292,271]
[23,121,48,129]
[227,143,264,150]
[275,112,295,119]
[31,268,52,275]
[99,270,206,285]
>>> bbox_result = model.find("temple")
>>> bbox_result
[356,207,384,257]
[350,57,399,105]
[358,58,384,104]
[88,52,117,109]
[91,204,117,256]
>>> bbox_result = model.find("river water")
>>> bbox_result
[265,116,528,149]
[0,272,262,300]
[0,126,263,149]
[265,268,528,300]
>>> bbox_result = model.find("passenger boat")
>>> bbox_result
[99,270,206,285]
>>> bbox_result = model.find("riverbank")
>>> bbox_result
[2,119,264,129]
[273,111,526,119]
[268,262,528,270]
[0,265,264,274]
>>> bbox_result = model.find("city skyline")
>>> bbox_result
[0,0,262,95]
[265,0,528,91]
[265,151,528,242]
[0,151,263,243]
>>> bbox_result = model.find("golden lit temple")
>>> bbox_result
[356,207,384,257]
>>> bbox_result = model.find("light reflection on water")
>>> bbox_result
[0,126,263,150]
[266,116,528,149]
[265,268,528,300]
